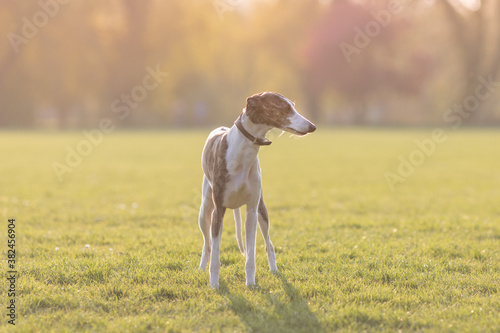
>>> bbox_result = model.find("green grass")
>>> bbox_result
[1,129,499,332]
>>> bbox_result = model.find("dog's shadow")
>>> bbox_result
[220,273,322,333]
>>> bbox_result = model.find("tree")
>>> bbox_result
[300,0,434,123]
[440,0,500,123]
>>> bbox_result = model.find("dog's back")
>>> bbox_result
[201,127,229,187]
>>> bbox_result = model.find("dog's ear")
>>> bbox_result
[247,94,261,107]
[246,93,268,124]
[246,94,261,115]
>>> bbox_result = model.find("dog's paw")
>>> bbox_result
[246,283,259,291]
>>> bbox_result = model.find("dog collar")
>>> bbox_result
[235,114,272,146]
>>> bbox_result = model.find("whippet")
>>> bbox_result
[198,92,316,288]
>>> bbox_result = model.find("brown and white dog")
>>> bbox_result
[198,92,316,288]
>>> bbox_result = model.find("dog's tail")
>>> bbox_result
[233,208,245,255]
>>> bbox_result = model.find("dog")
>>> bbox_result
[198,92,316,288]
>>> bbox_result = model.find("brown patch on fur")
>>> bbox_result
[245,92,293,129]
[258,195,269,224]
[201,129,229,238]
[211,206,226,239]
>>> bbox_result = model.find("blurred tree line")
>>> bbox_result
[0,0,499,128]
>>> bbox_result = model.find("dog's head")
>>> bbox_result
[245,92,316,136]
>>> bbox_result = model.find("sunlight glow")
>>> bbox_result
[458,0,481,11]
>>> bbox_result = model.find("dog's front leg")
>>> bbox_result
[245,206,258,286]
[209,206,226,289]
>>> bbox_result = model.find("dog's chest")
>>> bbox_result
[223,163,261,209]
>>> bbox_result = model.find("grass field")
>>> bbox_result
[1,129,499,332]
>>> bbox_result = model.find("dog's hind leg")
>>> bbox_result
[198,176,214,271]
[257,196,278,273]
[233,208,245,255]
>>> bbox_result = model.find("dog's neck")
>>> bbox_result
[226,112,272,173]
[236,112,273,145]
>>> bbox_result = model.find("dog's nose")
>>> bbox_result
[308,123,316,133]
